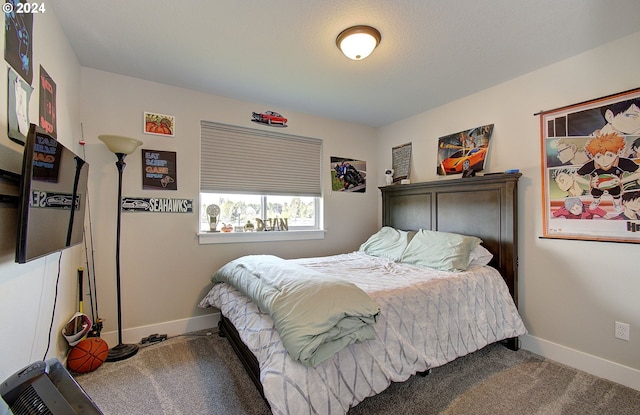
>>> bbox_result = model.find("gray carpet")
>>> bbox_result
[74,331,640,415]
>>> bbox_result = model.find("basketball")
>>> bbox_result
[67,337,109,373]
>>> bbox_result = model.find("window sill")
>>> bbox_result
[198,229,326,244]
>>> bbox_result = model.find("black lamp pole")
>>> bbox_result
[106,152,139,361]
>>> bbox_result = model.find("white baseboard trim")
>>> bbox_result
[521,334,640,391]
[101,312,221,348]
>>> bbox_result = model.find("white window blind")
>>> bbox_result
[200,121,322,196]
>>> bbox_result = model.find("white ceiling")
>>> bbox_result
[50,0,640,128]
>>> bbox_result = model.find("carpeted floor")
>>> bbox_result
[74,331,640,415]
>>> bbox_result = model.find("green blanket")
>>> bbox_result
[212,255,380,366]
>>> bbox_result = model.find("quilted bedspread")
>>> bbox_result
[199,252,527,415]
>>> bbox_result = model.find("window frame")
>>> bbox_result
[198,193,324,244]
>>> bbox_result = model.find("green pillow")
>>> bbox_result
[400,229,481,271]
[359,227,412,261]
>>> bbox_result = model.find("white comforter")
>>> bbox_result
[199,252,527,415]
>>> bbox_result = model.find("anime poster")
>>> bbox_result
[4,1,33,84]
[437,124,493,175]
[39,66,57,138]
[8,68,33,144]
[142,149,177,190]
[540,88,640,243]
[331,156,366,193]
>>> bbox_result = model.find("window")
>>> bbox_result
[199,193,318,232]
[199,121,323,243]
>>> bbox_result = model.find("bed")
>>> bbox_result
[199,173,525,414]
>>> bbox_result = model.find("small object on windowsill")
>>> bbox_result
[244,220,255,232]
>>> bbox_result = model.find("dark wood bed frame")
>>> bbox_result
[219,172,522,398]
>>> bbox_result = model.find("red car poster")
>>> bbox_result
[437,124,493,176]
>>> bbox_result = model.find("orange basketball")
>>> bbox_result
[67,337,109,373]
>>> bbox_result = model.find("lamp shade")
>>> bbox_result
[98,135,143,155]
[336,25,381,60]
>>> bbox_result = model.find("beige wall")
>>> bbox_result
[377,32,640,389]
[79,68,379,345]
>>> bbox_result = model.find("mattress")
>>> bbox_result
[199,252,527,414]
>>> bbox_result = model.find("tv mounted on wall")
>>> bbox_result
[16,124,89,263]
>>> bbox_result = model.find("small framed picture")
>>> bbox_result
[144,112,175,137]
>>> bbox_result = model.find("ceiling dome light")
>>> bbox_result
[336,25,381,60]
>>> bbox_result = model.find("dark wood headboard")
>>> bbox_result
[380,173,521,307]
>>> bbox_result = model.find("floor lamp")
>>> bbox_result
[98,134,143,362]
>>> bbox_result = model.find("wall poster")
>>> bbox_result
[7,68,32,144]
[144,112,175,136]
[437,124,493,176]
[391,142,411,183]
[330,156,366,193]
[540,87,640,243]
[4,3,33,84]
[142,149,177,190]
[39,65,57,138]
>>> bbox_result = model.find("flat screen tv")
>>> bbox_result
[16,124,89,263]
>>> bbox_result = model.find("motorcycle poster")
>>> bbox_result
[331,156,366,193]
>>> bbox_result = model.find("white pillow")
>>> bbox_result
[399,229,481,271]
[359,227,412,261]
[467,244,493,267]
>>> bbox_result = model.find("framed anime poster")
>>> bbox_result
[331,156,366,193]
[540,87,640,243]
[437,124,493,175]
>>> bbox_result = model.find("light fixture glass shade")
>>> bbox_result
[336,25,381,60]
[98,135,143,155]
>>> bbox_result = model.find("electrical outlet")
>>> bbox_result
[615,321,630,341]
